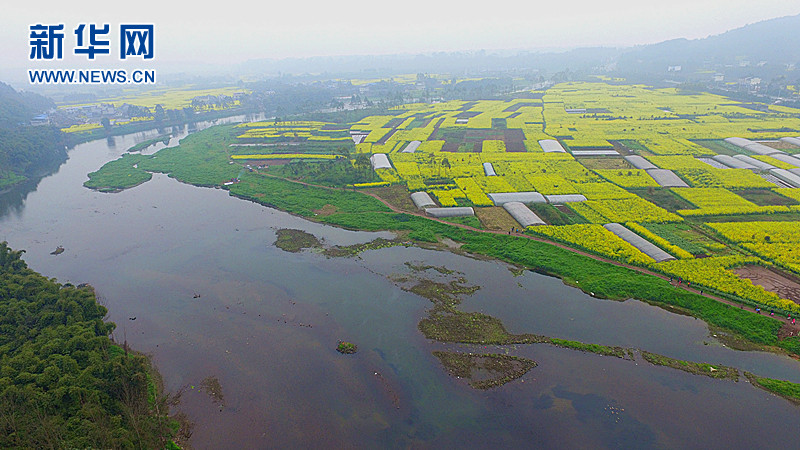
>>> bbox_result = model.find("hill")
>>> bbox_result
[0,83,66,188]
[616,14,800,82]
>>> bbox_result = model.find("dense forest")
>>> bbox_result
[0,83,67,188]
[0,242,176,448]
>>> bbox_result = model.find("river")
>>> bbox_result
[1,121,800,448]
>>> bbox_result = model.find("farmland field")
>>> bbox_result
[59,86,250,110]
[86,79,800,343]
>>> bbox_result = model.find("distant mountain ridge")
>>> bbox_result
[0,82,55,127]
[616,14,800,78]
[238,14,800,82]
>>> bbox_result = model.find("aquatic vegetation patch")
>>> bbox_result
[745,372,800,405]
[322,238,405,258]
[84,153,153,192]
[403,278,479,308]
[640,351,738,380]
[550,339,630,359]
[336,341,358,354]
[274,229,321,253]
[432,351,537,390]
[404,261,455,275]
[199,376,225,406]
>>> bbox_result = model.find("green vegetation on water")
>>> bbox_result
[550,339,629,359]
[745,373,800,404]
[84,153,152,192]
[336,341,358,354]
[322,238,402,258]
[272,227,404,257]
[0,242,177,448]
[640,351,738,380]
[274,228,321,253]
[85,125,240,191]
[137,125,241,187]
[321,211,798,355]
[199,376,225,406]
[400,271,631,359]
[432,351,537,390]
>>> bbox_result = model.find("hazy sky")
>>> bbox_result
[2,0,799,75]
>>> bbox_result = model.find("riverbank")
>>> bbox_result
[0,242,181,448]
[82,124,800,360]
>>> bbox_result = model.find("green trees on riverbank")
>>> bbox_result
[0,242,176,448]
[0,83,67,188]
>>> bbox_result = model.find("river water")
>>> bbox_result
[2,121,800,448]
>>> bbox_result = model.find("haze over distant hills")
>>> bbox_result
[617,13,800,80]
[238,14,800,84]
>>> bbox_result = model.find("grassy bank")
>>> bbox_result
[641,351,739,380]
[84,153,152,192]
[745,373,800,404]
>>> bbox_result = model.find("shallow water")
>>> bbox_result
[2,126,800,448]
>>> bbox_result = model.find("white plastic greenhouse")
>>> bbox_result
[646,169,689,187]
[545,194,587,204]
[503,202,545,227]
[712,154,757,170]
[779,137,800,147]
[487,192,547,206]
[624,155,657,170]
[538,140,567,153]
[426,207,475,218]
[732,154,776,171]
[724,137,783,156]
[769,169,800,188]
[410,192,436,209]
[781,136,800,147]
[768,153,800,167]
[603,223,675,263]
[370,154,392,170]
[401,141,421,153]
